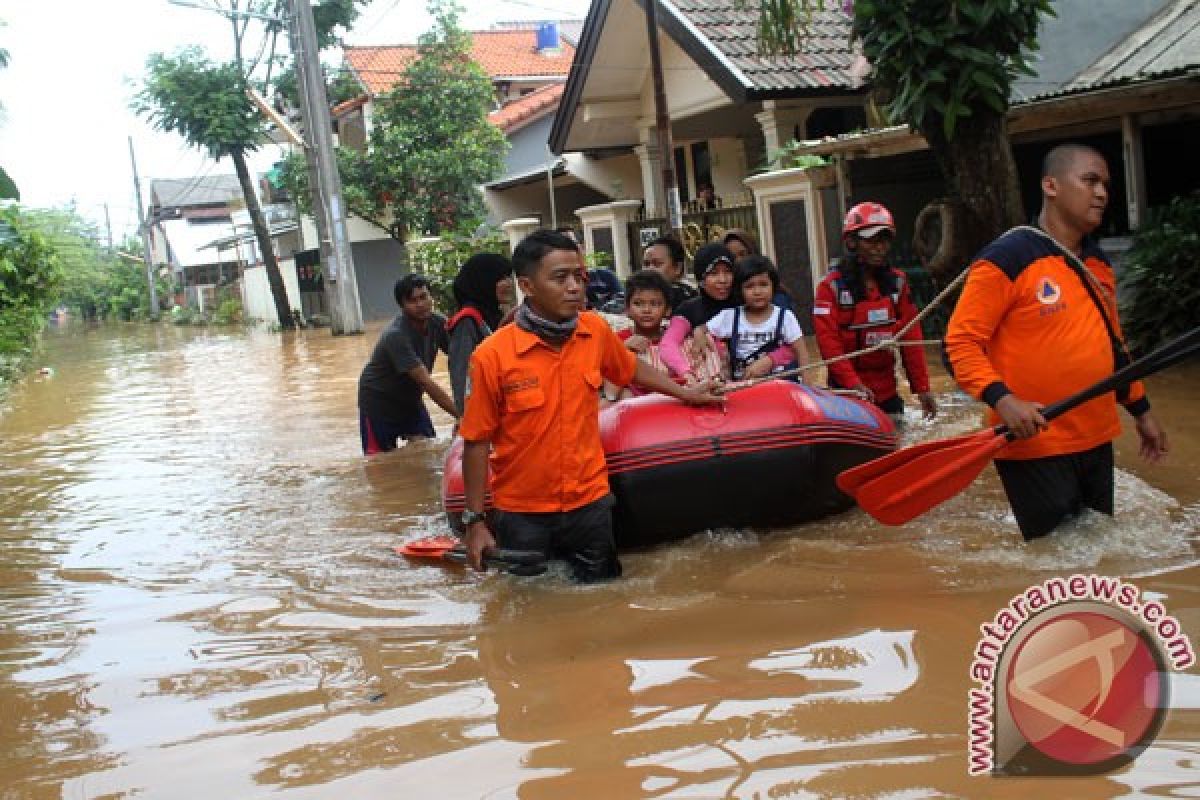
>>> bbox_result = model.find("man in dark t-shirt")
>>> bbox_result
[358,274,458,454]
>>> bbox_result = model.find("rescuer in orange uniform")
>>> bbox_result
[813,202,937,419]
[458,230,722,581]
[945,143,1168,540]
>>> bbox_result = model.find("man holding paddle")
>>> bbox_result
[944,143,1168,540]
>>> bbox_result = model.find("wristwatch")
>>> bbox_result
[461,510,487,526]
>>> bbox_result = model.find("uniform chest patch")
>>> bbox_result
[1036,277,1062,305]
[502,376,540,394]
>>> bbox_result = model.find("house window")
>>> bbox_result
[673,147,690,202]
[690,142,712,197]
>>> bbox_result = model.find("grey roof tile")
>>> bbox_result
[670,0,861,93]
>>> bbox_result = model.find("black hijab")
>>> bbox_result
[451,252,512,331]
[676,242,737,328]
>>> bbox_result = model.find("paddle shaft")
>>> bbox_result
[1035,325,1200,425]
[852,326,1200,525]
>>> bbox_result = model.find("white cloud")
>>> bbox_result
[0,0,589,239]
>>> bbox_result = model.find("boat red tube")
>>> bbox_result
[443,380,897,549]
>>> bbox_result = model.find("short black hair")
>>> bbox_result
[734,254,780,295]
[513,229,580,277]
[646,235,686,268]
[394,273,429,306]
[1041,142,1105,179]
[624,269,672,306]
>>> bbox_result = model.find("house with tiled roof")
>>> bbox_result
[330,23,606,233]
[527,0,1199,327]
[516,0,873,310]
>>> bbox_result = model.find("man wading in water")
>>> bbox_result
[945,143,1168,540]
[457,230,722,581]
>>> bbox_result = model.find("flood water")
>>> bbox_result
[2,321,1199,799]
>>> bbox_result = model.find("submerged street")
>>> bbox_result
[2,322,1199,798]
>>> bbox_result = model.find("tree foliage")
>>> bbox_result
[134,49,265,160]
[850,0,1050,143]
[282,0,507,242]
[0,206,63,384]
[1119,193,1200,353]
[0,22,15,201]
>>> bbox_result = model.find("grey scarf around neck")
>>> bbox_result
[515,300,578,345]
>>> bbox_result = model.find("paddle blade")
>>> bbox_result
[395,535,460,558]
[837,427,999,497]
[855,433,1009,525]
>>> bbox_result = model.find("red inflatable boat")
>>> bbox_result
[442,380,897,549]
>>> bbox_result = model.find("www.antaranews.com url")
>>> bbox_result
[966,574,1195,775]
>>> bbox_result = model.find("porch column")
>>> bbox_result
[576,199,645,278]
[1121,113,1148,230]
[634,130,663,216]
[754,100,813,158]
[744,164,837,332]
[500,217,541,253]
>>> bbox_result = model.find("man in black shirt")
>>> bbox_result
[358,274,458,454]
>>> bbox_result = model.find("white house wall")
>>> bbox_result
[564,152,644,203]
[241,258,302,325]
[159,218,237,268]
[657,26,729,121]
[711,137,752,200]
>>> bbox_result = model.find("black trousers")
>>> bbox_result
[491,494,621,583]
[994,442,1115,541]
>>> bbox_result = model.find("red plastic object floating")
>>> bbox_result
[396,535,460,557]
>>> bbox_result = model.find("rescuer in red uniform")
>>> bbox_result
[813,202,937,419]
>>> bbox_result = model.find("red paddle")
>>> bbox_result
[836,426,1001,496]
[848,325,1200,526]
[395,536,547,574]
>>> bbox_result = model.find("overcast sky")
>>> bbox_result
[0,0,590,240]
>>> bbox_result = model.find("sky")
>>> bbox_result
[0,0,591,241]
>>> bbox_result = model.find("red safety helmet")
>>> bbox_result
[842,202,896,240]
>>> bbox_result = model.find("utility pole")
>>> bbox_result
[103,203,114,251]
[645,0,682,238]
[290,0,363,335]
[129,136,161,320]
[284,5,340,333]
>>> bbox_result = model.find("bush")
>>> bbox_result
[1119,192,1200,353]
[0,207,64,394]
[212,289,244,325]
[406,225,509,311]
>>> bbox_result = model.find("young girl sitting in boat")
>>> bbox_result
[603,270,674,403]
[696,255,811,383]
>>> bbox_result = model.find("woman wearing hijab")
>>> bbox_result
[660,242,797,384]
[447,252,514,414]
[658,243,737,383]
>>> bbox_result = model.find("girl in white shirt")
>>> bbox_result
[698,255,810,382]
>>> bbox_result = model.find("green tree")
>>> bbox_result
[282,0,508,242]
[1119,193,1200,353]
[747,0,1052,279]
[1,23,17,201]
[134,48,295,328]
[0,206,63,382]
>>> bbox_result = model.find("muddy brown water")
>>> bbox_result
[2,321,1198,799]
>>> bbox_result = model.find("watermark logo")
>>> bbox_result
[967,575,1194,776]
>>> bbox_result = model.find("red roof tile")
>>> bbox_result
[331,94,368,117]
[345,30,576,96]
[487,83,565,133]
